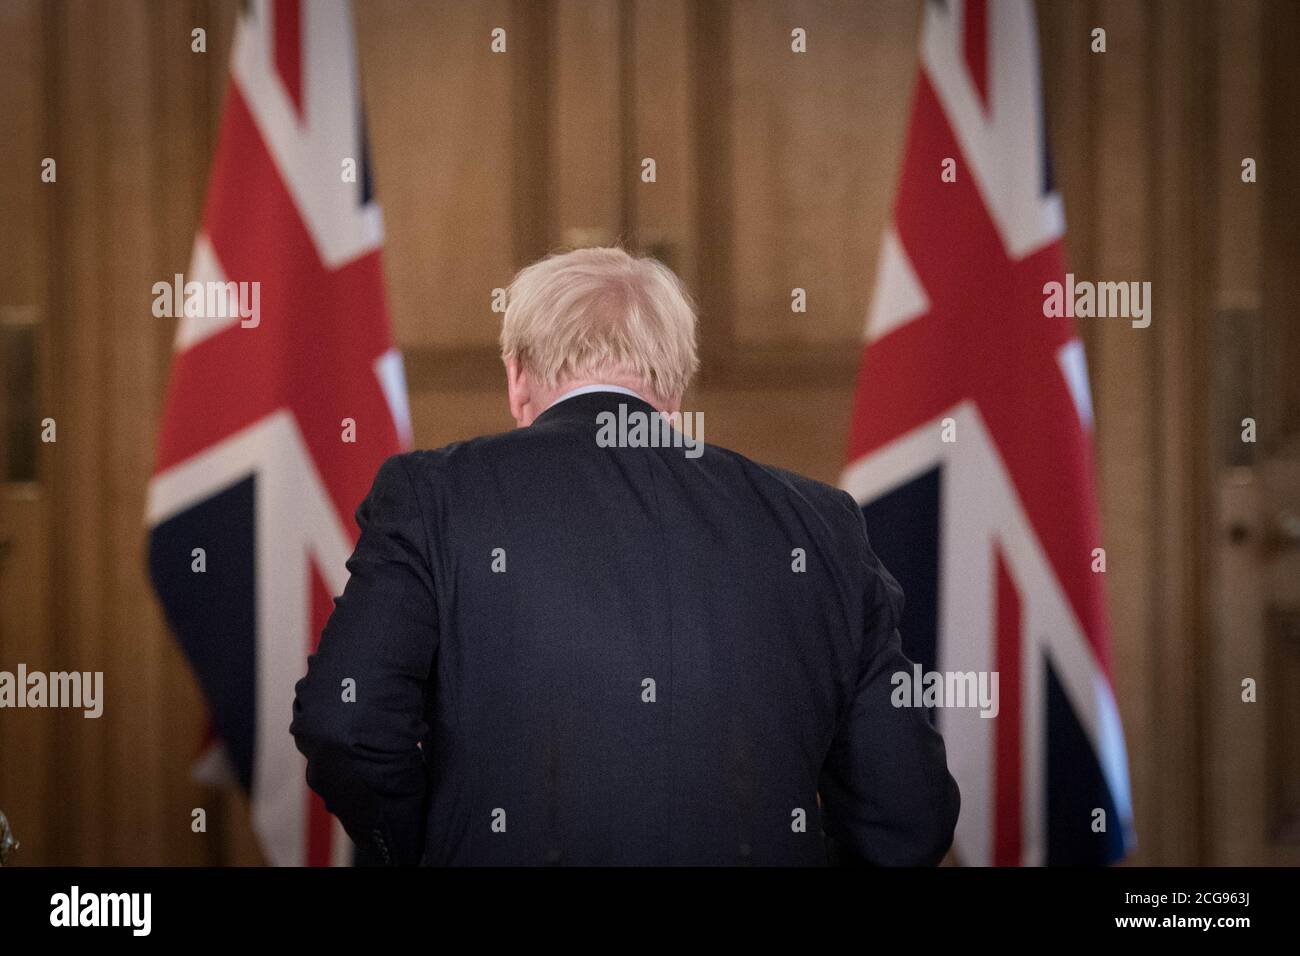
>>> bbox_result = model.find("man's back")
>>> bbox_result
[292,390,959,866]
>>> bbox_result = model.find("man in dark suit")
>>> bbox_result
[291,247,959,866]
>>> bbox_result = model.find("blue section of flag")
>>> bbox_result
[1046,661,1129,864]
[148,476,258,790]
[860,468,942,684]
[358,104,375,207]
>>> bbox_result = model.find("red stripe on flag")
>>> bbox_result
[993,550,1021,865]
[844,74,1108,672]
[274,0,304,118]
[963,0,990,111]
[306,563,338,865]
[154,86,398,524]
[306,789,334,866]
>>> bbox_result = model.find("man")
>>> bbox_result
[291,247,960,865]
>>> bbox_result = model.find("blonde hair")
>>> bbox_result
[500,246,699,400]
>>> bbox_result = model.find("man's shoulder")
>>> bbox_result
[374,426,564,502]
[710,444,862,522]
[391,424,554,475]
[384,432,863,538]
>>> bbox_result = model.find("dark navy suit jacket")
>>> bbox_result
[291,390,959,865]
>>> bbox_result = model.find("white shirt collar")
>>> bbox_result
[545,383,647,411]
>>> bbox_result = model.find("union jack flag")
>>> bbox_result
[147,0,410,867]
[841,0,1134,864]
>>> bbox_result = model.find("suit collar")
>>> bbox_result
[547,383,647,408]
[533,388,660,428]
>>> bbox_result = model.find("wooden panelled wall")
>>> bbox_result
[0,0,1291,865]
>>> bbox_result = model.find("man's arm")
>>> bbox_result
[818,502,961,866]
[290,454,437,865]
